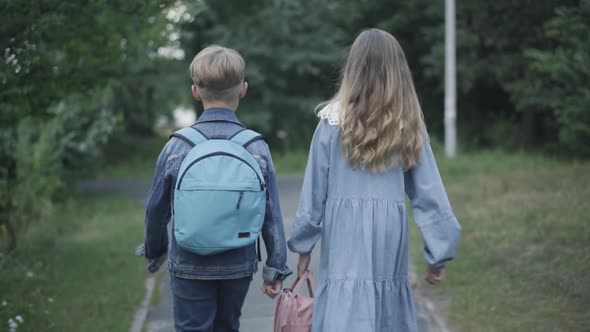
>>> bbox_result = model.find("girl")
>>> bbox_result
[287,29,461,332]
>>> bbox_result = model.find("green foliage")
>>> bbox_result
[177,0,589,155]
[12,118,65,226]
[110,64,167,136]
[8,91,118,231]
[3,1,149,117]
[97,134,168,180]
[387,0,588,151]
[181,0,346,147]
[512,1,590,156]
[0,0,174,247]
[415,0,575,147]
[2,0,589,249]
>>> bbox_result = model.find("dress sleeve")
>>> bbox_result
[288,120,331,254]
[404,142,461,269]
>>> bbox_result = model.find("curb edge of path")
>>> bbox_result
[409,266,452,332]
[129,276,156,332]
[421,297,451,332]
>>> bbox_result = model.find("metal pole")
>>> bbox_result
[444,0,457,157]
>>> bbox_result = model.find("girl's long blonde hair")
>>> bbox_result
[325,28,426,172]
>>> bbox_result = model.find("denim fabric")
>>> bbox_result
[171,275,252,332]
[144,107,291,282]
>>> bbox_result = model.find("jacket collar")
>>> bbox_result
[196,107,244,127]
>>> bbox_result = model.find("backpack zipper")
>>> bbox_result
[177,152,265,191]
[236,192,244,209]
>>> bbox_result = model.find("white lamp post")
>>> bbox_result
[445,0,457,157]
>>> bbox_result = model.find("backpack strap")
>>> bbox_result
[170,127,208,147]
[229,129,264,147]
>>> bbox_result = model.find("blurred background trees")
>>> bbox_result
[1,0,589,248]
[178,0,589,152]
[0,0,177,247]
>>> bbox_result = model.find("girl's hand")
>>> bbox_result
[297,254,311,277]
[425,267,444,285]
[261,280,282,299]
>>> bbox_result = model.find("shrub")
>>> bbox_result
[0,90,117,250]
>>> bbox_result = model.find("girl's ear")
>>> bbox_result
[192,84,202,101]
[239,81,248,99]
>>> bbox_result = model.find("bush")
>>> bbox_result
[0,91,117,250]
[0,0,173,250]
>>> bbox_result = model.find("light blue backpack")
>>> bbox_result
[171,127,267,256]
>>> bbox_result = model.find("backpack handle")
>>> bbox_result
[290,270,315,298]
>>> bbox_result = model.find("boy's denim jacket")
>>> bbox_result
[143,107,291,283]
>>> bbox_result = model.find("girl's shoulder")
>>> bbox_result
[317,103,341,140]
[317,101,340,126]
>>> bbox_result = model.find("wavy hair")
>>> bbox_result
[325,28,426,171]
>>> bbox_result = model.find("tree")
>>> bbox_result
[176,0,589,156]
[512,0,590,156]
[0,0,174,249]
[180,0,346,148]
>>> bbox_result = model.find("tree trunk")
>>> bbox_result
[521,110,536,147]
[1,219,17,253]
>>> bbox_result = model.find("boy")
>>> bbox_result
[143,46,291,332]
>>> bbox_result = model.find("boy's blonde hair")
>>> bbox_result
[189,45,245,103]
[324,28,426,172]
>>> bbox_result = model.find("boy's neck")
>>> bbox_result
[202,101,238,112]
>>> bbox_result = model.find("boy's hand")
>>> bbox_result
[261,280,282,299]
[135,243,166,273]
[297,254,311,277]
[425,267,444,285]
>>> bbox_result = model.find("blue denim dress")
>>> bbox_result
[288,118,461,332]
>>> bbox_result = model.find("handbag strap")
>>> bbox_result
[290,271,315,298]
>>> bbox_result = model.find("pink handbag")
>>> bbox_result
[274,271,315,332]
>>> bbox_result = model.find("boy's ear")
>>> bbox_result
[192,84,202,101]
[239,81,248,99]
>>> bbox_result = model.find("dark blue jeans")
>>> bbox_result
[171,275,252,332]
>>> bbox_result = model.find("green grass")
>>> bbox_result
[0,194,146,332]
[408,148,590,331]
[272,150,309,176]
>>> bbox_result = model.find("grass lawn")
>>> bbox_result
[0,194,146,332]
[272,150,309,176]
[408,147,590,331]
